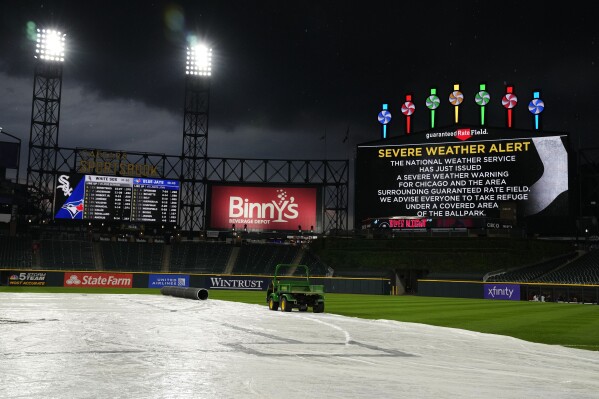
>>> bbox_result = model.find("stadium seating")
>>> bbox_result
[298,249,329,276]
[169,241,232,274]
[533,249,599,285]
[3,233,596,290]
[0,236,33,268]
[37,239,95,270]
[486,252,578,283]
[100,241,163,272]
[232,243,300,275]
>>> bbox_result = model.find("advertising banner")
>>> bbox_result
[204,275,268,290]
[208,185,318,231]
[148,274,189,288]
[484,283,520,300]
[8,271,49,286]
[63,272,133,288]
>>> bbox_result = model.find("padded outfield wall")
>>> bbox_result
[418,279,599,303]
[0,269,390,295]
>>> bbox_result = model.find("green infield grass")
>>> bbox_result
[2,286,598,351]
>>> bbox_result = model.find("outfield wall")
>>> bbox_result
[418,279,599,303]
[0,269,390,295]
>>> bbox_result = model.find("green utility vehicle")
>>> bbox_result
[266,264,325,313]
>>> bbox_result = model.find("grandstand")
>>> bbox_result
[39,238,95,271]
[0,236,32,268]
[485,252,579,283]
[3,226,599,303]
[0,232,586,277]
[232,243,301,275]
[0,234,325,277]
[169,241,232,274]
[100,241,163,272]
[533,249,599,285]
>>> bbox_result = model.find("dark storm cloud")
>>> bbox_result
[1,0,599,167]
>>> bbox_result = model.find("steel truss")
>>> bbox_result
[180,76,209,232]
[30,70,348,233]
[26,61,63,221]
[53,149,349,233]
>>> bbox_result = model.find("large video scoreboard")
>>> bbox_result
[207,184,321,232]
[355,126,570,230]
[53,174,179,224]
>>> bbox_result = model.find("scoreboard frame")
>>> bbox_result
[355,125,571,233]
[52,173,180,225]
[206,183,323,232]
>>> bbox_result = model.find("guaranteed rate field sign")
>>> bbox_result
[355,126,569,226]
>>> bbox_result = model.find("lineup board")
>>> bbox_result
[53,174,179,224]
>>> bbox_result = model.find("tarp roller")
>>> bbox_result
[161,286,209,300]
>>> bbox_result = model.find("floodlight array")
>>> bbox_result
[35,29,66,62]
[186,45,212,76]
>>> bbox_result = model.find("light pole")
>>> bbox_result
[26,28,66,223]
[180,43,212,234]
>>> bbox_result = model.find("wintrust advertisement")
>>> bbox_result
[63,272,133,288]
[208,185,319,231]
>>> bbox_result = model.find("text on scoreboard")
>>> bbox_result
[53,174,179,223]
[355,128,569,223]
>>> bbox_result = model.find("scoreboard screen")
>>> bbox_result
[355,126,569,229]
[53,174,179,224]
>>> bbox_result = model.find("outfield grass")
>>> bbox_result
[2,286,598,351]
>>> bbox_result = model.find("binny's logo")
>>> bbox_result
[228,189,299,223]
[57,175,73,197]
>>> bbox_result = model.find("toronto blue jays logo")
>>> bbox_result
[61,199,84,219]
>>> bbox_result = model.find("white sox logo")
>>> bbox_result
[57,175,73,197]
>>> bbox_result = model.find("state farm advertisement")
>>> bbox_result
[209,185,318,231]
[63,272,133,288]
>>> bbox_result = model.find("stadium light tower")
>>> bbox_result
[35,28,66,61]
[180,42,212,234]
[26,28,66,223]
[186,44,212,76]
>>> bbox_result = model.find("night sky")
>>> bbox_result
[1,1,597,169]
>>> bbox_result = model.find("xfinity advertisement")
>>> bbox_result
[484,284,521,301]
